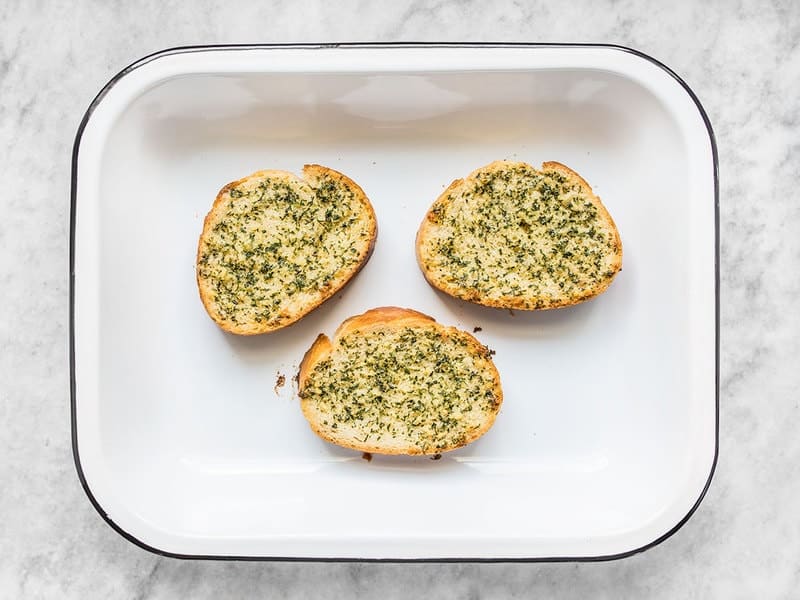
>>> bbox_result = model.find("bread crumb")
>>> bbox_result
[473,326,482,333]
[361,452,373,462]
[430,453,442,461]
[507,309,516,317]
[274,373,286,395]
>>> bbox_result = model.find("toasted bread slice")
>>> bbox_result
[197,165,377,334]
[298,307,503,455]
[416,161,622,310]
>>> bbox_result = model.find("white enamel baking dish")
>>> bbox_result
[70,44,718,560]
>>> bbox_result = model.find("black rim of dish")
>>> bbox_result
[70,42,720,562]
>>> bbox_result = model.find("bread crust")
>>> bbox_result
[197,165,377,335]
[298,307,503,455]
[416,160,622,310]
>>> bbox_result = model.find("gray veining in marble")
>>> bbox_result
[1,0,799,597]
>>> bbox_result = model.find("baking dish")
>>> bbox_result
[70,43,718,560]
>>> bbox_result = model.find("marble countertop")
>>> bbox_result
[2,1,798,597]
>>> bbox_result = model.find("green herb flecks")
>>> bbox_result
[300,326,499,453]
[426,164,618,307]
[198,173,368,325]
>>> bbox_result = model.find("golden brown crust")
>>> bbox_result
[196,165,377,335]
[334,306,434,339]
[298,307,503,455]
[416,160,622,310]
[298,332,332,390]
